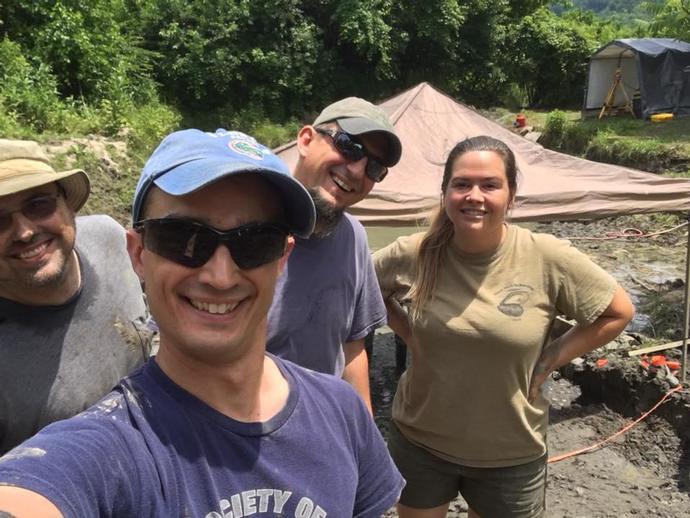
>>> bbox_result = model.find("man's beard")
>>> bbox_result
[14,247,72,289]
[308,188,344,238]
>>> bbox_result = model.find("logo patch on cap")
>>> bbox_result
[229,138,265,160]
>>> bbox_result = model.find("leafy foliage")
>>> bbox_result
[504,8,595,108]
[643,0,690,40]
[1,1,156,104]
[0,0,670,138]
[135,0,319,120]
[0,38,66,132]
[541,110,571,149]
[540,109,690,173]
[552,0,652,24]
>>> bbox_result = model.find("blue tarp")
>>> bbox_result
[593,38,690,58]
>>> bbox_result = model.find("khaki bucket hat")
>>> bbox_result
[0,139,90,212]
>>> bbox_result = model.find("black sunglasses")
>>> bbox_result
[134,218,289,269]
[0,194,60,232]
[315,128,389,182]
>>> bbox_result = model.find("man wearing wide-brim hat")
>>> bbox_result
[0,139,151,454]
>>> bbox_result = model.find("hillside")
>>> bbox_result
[551,0,651,21]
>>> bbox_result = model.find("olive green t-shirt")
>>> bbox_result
[373,224,617,468]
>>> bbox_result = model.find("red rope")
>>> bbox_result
[564,222,688,241]
[548,385,685,464]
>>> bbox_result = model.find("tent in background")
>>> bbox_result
[275,80,690,383]
[275,82,690,226]
[583,38,690,119]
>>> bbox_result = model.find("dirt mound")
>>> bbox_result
[372,331,690,518]
[41,135,134,224]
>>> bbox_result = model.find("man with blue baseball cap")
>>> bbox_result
[0,129,403,517]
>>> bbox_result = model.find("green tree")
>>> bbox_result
[1,1,155,104]
[503,7,597,107]
[137,0,319,121]
[385,0,552,106]
[136,0,554,116]
[0,37,65,131]
[643,0,690,40]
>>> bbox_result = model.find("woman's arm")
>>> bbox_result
[528,284,634,402]
[384,297,419,354]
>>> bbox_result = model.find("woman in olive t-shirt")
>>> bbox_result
[373,136,634,518]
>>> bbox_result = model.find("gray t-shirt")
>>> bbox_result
[0,215,150,453]
[266,213,386,376]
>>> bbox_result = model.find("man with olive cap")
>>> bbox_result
[267,98,402,412]
[0,129,403,518]
[0,139,150,454]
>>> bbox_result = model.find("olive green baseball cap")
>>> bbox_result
[0,139,90,212]
[312,97,402,167]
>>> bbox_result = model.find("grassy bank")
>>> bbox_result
[12,111,303,226]
[527,110,690,175]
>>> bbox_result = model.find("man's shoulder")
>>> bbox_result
[74,214,138,273]
[75,214,126,250]
[341,212,368,240]
[292,214,369,261]
[278,357,363,404]
[15,386,137,447]
[76,214,125,234]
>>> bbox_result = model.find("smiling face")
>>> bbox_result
[0,183,79,304]
[294,124,388,213]
[443,150,515,253]
[127,175,293,365]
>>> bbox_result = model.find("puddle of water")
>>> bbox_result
[586,241,686,334]
[365,225,426,252]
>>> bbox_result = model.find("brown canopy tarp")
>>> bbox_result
[275,82,690,225]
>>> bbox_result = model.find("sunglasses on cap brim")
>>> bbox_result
[134,218,290,269]
[315,128,389,183]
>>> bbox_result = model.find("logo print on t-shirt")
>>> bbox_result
[497,284,533,317]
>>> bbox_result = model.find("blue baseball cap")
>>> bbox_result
[132,129,315,238]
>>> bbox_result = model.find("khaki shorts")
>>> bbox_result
[389,424,547,517]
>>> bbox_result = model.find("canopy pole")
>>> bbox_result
[682,211,690,385]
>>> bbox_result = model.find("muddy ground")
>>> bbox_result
[370,217,690,517]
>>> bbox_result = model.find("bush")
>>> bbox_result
[561,123,597,155]
[124,102,181,158]
[252,120,302,149]
[0,38,66,132]
[501,83,529,112]
[585,133,685,173]
[5,2,157,106]
[540,110,569,149]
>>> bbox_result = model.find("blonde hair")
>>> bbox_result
[407,206,454,319]
[407,136,518,319]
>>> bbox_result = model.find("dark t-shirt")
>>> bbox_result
[267,213,386,376]
[0,357,403,518]
[0,215,149,453]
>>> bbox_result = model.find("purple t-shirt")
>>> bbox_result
[267,214,386,376]
[0,357,403,518]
